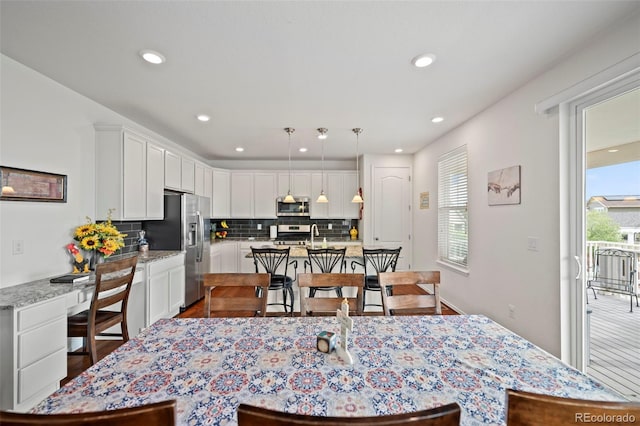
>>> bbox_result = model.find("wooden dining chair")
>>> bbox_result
[505,388,640,425]
[237,402,461,426]
[298,273,364,316]
[203,272,271,317]
[350,247,401,310]
[67,254,138,365]
[303,247,347,297]
[0,399,177,426]
[379,271,441,316]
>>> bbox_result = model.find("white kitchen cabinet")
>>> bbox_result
[230,172,277,219]
[210,241,238,273]
[253,172,277,218]
[0,296,67,411]
[95,125,164,220]
[310,172,328,219]
[181,157,195,193]
[146,144,166,219]
[238,242,257,273]
[230,172,254,218]
[309,171,359,219]
[147,253,186,325]
[278,172,311,197]
[164,150,182,190]
[212,169,231,218]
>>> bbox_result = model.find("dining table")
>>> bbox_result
[32,314,623,425]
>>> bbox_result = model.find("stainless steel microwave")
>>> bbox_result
[276,196,311,216]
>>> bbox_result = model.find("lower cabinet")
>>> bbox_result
[238,242,257,273]
[147,253,186,325]
[0,296,67,411]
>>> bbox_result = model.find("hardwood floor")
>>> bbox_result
[63,285,459,385]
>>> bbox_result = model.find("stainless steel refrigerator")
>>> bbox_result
[143,193,211,308]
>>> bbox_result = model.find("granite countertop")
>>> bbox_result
[245,245,364,258]
[0,250,183,310]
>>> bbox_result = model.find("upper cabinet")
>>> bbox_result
[181,157,195,193]
[278,172,311,197]
[212,169,230,218]
[164,151,181,190]
[310,171,359,219]
[164,151,195,193]
[95,125,164,221]
[231,171,277,219]
[194,162,213,205]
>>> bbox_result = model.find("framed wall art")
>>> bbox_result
[0,166,67,202]
[487,165,521,206]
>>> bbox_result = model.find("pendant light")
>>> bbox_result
[317,128,328,203]
[352,128,364,203]
[283,127,295,203]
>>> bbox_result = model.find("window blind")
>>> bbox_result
[438,145,468,268]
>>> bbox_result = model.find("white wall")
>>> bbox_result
[0,55,204,288]
[412,11,640,356]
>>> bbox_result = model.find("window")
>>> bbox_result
[438,145,468,270]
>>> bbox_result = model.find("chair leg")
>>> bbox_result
[309,287,316,298]
[282,288,288,314]
[88,331,98,366]
[335,287,343,298]
[288,287,294,316]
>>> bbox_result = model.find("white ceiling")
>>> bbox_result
[1,1,639,161]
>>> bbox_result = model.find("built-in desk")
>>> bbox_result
[0,250,183,412]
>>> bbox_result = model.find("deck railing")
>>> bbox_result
[586,241,640,284]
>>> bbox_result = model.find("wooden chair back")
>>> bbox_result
[67,254,138,364]
[298,273,364,316]
[505,388,640,425]
[0,399,177,426]
[379,271,441,316]
[203,273,271,317]
[237,402,461,425]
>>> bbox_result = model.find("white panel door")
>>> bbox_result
[372,166,411,268]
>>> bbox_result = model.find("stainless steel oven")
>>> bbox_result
[276,196,310,216]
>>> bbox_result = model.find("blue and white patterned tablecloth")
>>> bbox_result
[32,315,622,425]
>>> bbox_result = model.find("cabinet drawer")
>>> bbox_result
[17,297,66,332]
[18,348,66,404]
[148,254,185,276]
[18,317,66,368]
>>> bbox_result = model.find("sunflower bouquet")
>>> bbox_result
[73,209,127,257]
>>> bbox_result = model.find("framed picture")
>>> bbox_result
[420,192,430,209]
[488,165,521,206]
[0,166,67,202]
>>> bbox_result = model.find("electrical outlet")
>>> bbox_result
[527,237,539,251]
[257,224,262,230]
[12,240,24,255]
[508,304,516,319]
[328,223,332,230]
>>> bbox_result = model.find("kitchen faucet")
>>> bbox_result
[310,223,319,248]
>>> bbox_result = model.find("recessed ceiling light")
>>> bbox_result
[140,49,166,64]
[235,147,244,152]
[411,53,436,68]
[608,149,619,153]
[299,147,308,153]
[431,116,444,123]
[394,148,403,153]
[196,114,210,122]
